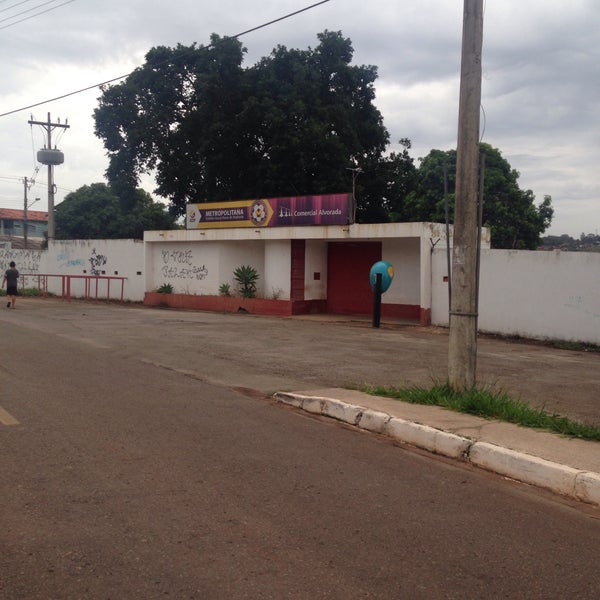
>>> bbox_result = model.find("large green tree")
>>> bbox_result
[55,183,176,240]
[354,138,418,223]
[404,143,553,249]
[94,31,389,218]
[94,37,248,211]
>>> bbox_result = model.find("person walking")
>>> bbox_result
[3,261,19,309]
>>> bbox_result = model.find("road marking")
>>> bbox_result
[0,405,19,426]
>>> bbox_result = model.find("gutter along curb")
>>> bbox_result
[273,392,600,508]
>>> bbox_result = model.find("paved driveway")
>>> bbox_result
[2,297,599,425]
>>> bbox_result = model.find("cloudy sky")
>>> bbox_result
[1,0,598,237]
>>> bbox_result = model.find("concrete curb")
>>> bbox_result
[273,392,600,507]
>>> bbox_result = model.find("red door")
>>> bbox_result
[327,242,382,314]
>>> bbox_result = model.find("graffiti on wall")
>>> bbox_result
[161,249,208,280]
[57,252,85,269]
[56,248,108,274]
[89,248,108,276]
[0,249,42,273]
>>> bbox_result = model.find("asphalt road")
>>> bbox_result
[1,299,600,598]
[3,297,599,424]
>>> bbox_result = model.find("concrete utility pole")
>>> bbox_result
[23,176,29,249]
[448,0,484,389]
[23,167,39,249]
[28,113,69,241]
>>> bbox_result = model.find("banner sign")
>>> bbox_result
[186,193,352,229]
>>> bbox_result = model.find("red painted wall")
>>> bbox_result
[327,241,382,314]
[290,239,305,301]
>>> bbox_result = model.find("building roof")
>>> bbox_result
[0,208,48,222]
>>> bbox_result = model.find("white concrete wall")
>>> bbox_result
[3,234,598,346]
[0,240,145,301]
[48,240,145,300]
[381,238,421,306]
[305,240,327,300]
[146,241,215,295]
[216,241,265,297]
[0,248,43,274]
[264,240,291,299]
[145,239,268,297]
[432,249,600,344]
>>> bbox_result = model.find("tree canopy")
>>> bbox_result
[94,32,553,249]
[541,233,600,252]
[94,31,389,218]
[403,144,553,249]
[354,138,418,223]
[55,183,177,240]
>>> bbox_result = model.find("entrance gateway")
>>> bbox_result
[327,242,381,315]
[144,195,466,324]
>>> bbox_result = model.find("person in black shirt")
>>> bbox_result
[3,261,19,309]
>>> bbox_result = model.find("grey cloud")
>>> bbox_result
[0,0,598,236]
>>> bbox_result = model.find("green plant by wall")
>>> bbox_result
[0,288,54,297]
[219,283,231,297]
[156,283,174,294]
[233,265,259,298]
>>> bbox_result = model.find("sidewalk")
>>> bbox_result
[274,388,600,508]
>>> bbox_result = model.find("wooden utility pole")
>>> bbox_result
[448,0,484,389]
[28,113,69,241]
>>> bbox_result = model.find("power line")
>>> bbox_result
[0,0,332,117]
[0,1,38,15]
[0,0,75,30]
[0,175,72,192]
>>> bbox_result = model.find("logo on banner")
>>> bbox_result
[250,200,268,226]
[278,205,293,219]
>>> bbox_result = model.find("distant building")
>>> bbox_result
[0,208,49,238]
[0,208,48,246]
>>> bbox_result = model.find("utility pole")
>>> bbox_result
[28,112,69,241]
[23,176,29,249]
[23,167,39,249]
[448,0,484,389]
[346,166,362,224]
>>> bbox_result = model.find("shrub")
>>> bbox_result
[233,265,259,298]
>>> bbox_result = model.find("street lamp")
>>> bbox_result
[346,166,362,223]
